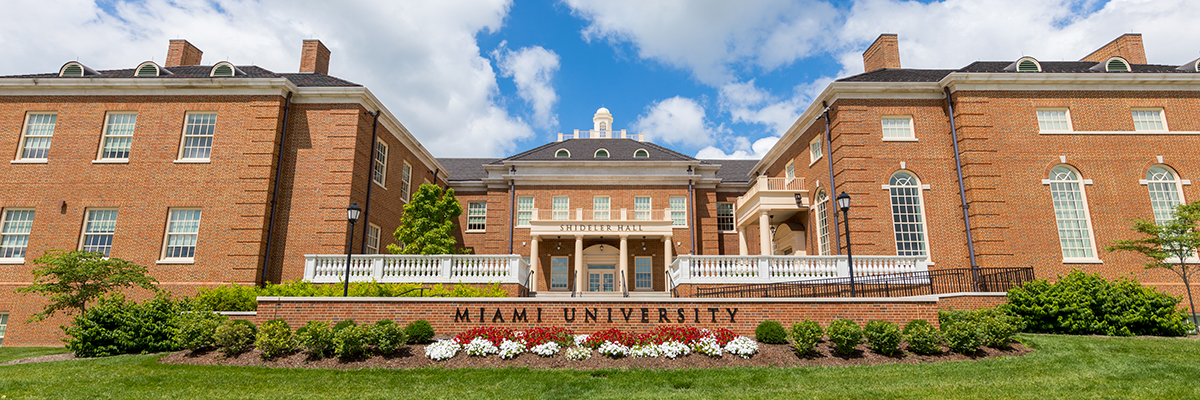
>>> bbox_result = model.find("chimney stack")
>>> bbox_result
[299,39,331,74]
[863,34,901,72]
[166,39,203,67]
[1081,33,1147,64]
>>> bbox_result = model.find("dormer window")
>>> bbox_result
[1176,58,1200,72]
[633,149,649,158]
[1017,57,1040,72]
[555,149,570,158]
[1104,57,1130,72]
[594,149,609,158]
[60,62,84,77]
[136,62,162,77]
[210,62,239,77]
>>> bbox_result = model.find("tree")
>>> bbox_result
[388,184,468,254]
[1106,201,1200,327]
[15,250,159,321]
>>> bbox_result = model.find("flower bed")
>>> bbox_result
[426,326,759,362]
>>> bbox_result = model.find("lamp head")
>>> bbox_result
[836,192,851,212]
[347,202,362,223]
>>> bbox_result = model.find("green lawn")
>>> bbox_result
[0,335,1198,399]
[0,347,70,364]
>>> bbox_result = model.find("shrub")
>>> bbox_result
[369,320,408,355]
[789,320,824,355]
[826,319,863,356]
[977,308,1023,347]
[64,293,182,357]
[193,284,258,312]
[255,319,296,359]
[333,324,369,358]
[332,319,357,333]
[194,281,508,311]
[903,320,943,355]
[405,320,435,344]
[1004,270,1192,336]
[942,320,985,354]
[213,319,257,356]
[863,320,903,356]
[172,304,228,351]
[756,320,788,344]
[295,321,335,358]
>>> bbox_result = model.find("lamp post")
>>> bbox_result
[343,202,362,297]
[836,192,855,297]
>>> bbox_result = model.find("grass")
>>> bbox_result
[0,347,70,364]
[0,335,1198,399]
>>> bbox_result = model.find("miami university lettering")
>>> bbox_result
[453,307,739,324]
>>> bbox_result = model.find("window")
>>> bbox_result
[401,162,412,201]
[373,140,388,186]
[1047,166,1097,260]
[1036,109,1072,132]
[552,197,570,220]
[593,196,610,220]
[1132,109,1167,132]
[467,202,487,232]
[814,191,831,256]
[670,196,686,227]
[551,257,569,290]
[634,196,651,220]
[599,122,607,131]
[210,62,236,77]
[1106,57,1130,72]
[366,223,381,254]
[0,209,34,260]
[555,149,570,158]
[882,116,914,139]
[888,172,929,257]
[179,113,215,160]
[634,149,649,158]
[163,209,201,260]
[61,62,85,77]
[99,113,136,160]
[594,149,609,158]
[0,313,7,346]
[80,209,117,257]
[635,257,652,290]
[1017,58,1041,72]
[809,136,822,164]
[516,197,533,226]
[17,113,56,160]
[717,203,735,232]
[136,62,159,77]
[1146,166,1185,225]
[785,161,795,181]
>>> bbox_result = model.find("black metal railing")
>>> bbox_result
[692,267,1035,298]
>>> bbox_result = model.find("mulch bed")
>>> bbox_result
[158,341,1031,370]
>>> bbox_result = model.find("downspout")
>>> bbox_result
[688,165,695,254]
[260,90,293,286]
[944,87,981,291]
[360,110,381,253]
[822,101,842,255]
[508,166,515,254]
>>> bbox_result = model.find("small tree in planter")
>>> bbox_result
[16,250,158,321]
[388,184,468,254]
[1107,201,1200,327]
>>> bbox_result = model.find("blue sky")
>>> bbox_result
[2,0,1198,158]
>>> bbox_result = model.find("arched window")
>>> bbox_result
[60,62,85,77]
[136,62,160,77]
[555,149,570,158]
[599,122,607,131]
[888,172,929,257]
[1017,57,1041,72]
[210,62,238,77]
[1106,57,1130,72]
[1048,165,1097,260]
[814,190,831,256]
[1146,166,1186,225]
[633,149,649,158]
[594,149,609,158]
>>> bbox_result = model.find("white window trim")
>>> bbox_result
[813,192,830,256]
[177,112,216,162]
[97,112,137,161]
[466,202,487,233]
[881,115,916,141]
[550,256,570,291]
[716,202,736,233]
[159,208,201,264]
[366,223,381,254]
[0,208,34,264]
[593,196,610,221]
[634,196,652,221]
[808,136,823,166]
[785,161,795,181]
[886,171,932,260]
[634,256,653,291]
[1035,108,1074,133]
[372,139,388,188]
[400,161,412,203]
[1131,107,1169,133]
[516,197,534,227]
[1044,165,1101,264]
[552,196,570,220]
[670,196,687,228]
[15,112,56,161]
[78,208,118,257]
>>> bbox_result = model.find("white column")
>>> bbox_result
[663,234,673,293]
[738,229,748,255]
[619,235,628,292]
[575,235,585,293]
[529,236,539,291]
[759,211,771,256]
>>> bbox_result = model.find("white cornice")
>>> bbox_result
[0,77,296,96]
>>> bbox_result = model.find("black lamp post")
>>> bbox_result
[343,202,362,297]
[836,192,855,297]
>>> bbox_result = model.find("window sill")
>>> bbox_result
[11,159,47,164]
[808,157,821,167]
[1040,130,1200,135]
[0,258,26,265]
[1063,257,1103,264]
[465,230,486,234]
[156,258,195,265]
[174,159,210,164]
[373,181,387,189]
[92,159,129,164]
[882,137,918,142]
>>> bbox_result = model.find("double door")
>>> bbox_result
[587,264,616,292]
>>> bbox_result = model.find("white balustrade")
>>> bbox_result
[304,254,529,285]
[668,255,928,287]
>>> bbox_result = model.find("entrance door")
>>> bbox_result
[587,265,616,292]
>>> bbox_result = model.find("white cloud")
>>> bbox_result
[495,44,561,130]
[0,0,533,157]
[631,96,724,147]
[695,136,778,159]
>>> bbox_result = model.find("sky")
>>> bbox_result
[2,0,1199,159]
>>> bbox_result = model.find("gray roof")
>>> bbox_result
[503,138,694,162]
[0,64,361,87]
[838,61,1193,83]
[702,159,759,183]
[438,158,498,181]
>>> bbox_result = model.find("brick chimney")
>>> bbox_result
[863,34,901,72]
[165,39,203,67]
[299,39,331,74]
[1081,33,1147,64]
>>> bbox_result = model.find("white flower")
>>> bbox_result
[658,341,690,359]
[597,341,630,358]
[499,339,526,359]
[573,334,589,346]
[693,336,723,357]
[724,336,758,359]
[530,342,561,357]
[464,337,499,357]
[631,344,662,358]
[425,340,460,361]
[565,346,592,360]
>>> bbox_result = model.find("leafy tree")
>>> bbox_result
[15,250,158,321]
[388,184,468,254]
[1107,201,1200,326]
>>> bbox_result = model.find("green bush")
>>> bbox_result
[193,284,258,313]
[172,303,228,351]
[755,320,788,344]
[405,320,435,344]
[194,281,509,311]
[863,320,903,356]
[977,308,1023,347]
[942,320,985,354]
[333,324,369,358]
[1004,270,1192,336]
[827,319,862,356]
[789,320,824,355]
[213,319,257,356]
[368,320,408,355]
[902,320,943,355]
[295,321,335,358]
[64,293,182,357]
[255,319,296,359]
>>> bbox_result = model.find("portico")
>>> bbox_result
[735,176,810,255]
[527,214,675,295]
